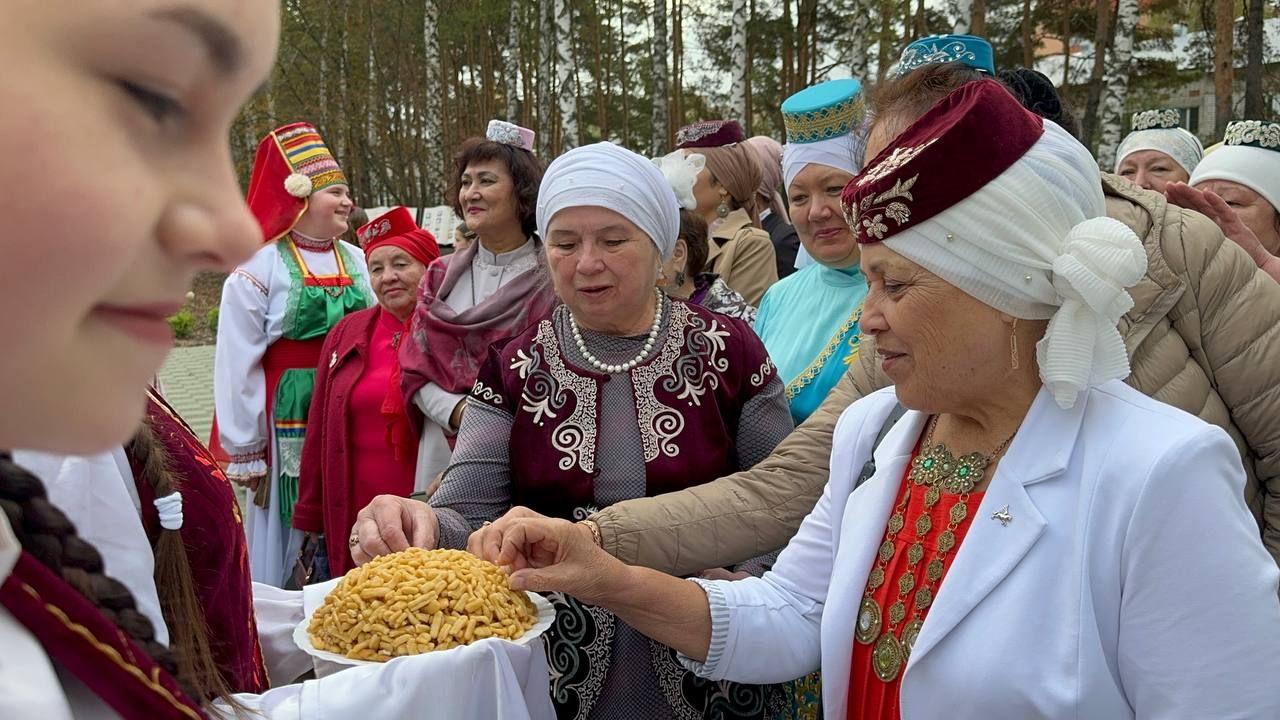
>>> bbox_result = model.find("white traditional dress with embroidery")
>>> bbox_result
[214,238,371,586]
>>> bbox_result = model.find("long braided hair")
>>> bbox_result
[127,418,245,708]
[0,452,201,703]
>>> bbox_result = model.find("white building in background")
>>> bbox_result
[1036,17,1280,142]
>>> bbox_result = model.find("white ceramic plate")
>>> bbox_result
[293,576,556,667]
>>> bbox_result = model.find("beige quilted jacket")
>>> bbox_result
[593,175,1280,574]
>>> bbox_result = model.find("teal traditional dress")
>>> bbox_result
[754,263,869,424]
[213,236,372,586]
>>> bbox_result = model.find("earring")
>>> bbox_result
[655,268,667,287]
[1010,318,1020,371]
[716,202,731,218]
[674,270,687,287]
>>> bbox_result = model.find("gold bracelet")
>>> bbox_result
[577,519,602,547]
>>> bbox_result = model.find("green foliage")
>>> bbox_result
[168,310,195,340]
[206,307,220,332]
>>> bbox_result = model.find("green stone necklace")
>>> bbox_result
[855,415,1016,683]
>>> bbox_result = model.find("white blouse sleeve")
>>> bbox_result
[213,254,274,470]
[415,384,467,431]
[676,479,833,684]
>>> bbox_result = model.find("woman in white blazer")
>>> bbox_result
[471,79,1280,719]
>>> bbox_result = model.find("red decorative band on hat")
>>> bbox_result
[675,119,747,149]
[360,206,441,266]
[841,80,1044,244]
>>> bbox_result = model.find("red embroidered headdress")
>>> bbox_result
[841,80,1043,245]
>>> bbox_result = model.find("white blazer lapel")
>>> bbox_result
[822,408,928,718]
[904,389,1087,669]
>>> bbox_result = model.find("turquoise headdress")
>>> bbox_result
[894,34,996,77]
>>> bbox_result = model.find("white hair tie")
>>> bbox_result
[1036,216,1146,408]
[154,492,184,531]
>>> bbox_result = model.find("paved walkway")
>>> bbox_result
[158,345,216,442]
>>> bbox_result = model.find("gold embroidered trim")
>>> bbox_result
[785,306,863,401]
[19,582,203,720]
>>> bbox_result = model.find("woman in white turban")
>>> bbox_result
[465,82,1280,720]
[366,142,796,719]
[1114,108,1203,193]
[1168,119,1280,283]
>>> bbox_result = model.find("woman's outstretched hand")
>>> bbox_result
[470,512,623,606]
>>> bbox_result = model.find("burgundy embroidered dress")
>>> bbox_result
[431,296,795,720]
[131,390,269,695]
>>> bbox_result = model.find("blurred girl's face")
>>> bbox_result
[0,0,279,453]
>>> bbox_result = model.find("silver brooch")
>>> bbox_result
[991,505,1013,527]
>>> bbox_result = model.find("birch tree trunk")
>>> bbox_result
[1244,0,1263,118]
[651,0,670,155]
[537,0,554,156]
[729,0,748,123]
[554,0,578,150]
[1082,0,1111,149]
[422,0,445,199]
[505,4,521,120]
[1095,0,1138,169]
[951,0,973,34]
[1213,0,1234,137]
[849,0,873,83]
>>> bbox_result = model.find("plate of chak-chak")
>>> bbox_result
[294,548,555,666]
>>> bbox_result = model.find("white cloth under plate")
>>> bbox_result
[1190,143,1280,215]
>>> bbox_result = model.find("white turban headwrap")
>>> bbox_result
[782,131,866,192]
[1115,127,1204,176]
[882,121,1147,409]
[1190,144,1280,215]
[536,142,682,260]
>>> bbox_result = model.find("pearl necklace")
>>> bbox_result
[569,289,664,374]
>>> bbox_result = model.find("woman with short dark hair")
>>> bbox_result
[400,121,557,490]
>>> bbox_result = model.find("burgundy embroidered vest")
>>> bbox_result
[0,550,208,719]
[472,301,778,518]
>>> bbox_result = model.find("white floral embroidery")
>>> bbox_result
[534,321,599,473]
[510,349,536,379]
[700,320,730,372]
[362,218,392,240]
[856,138,937,187]
[631,303,690,460]
[846,175,920,240]
[750,358,776,388]
[896,40,979,75]
[1224,120,1280,150]
[471,379,502,406]
[1131,108,1181,131]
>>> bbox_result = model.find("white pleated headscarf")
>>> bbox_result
[882,121,1147,408]
[1115,127,1204,176]
[537,142,682,259]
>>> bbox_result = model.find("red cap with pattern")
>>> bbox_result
[359,206,441,266]
[841,80,1043,245]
